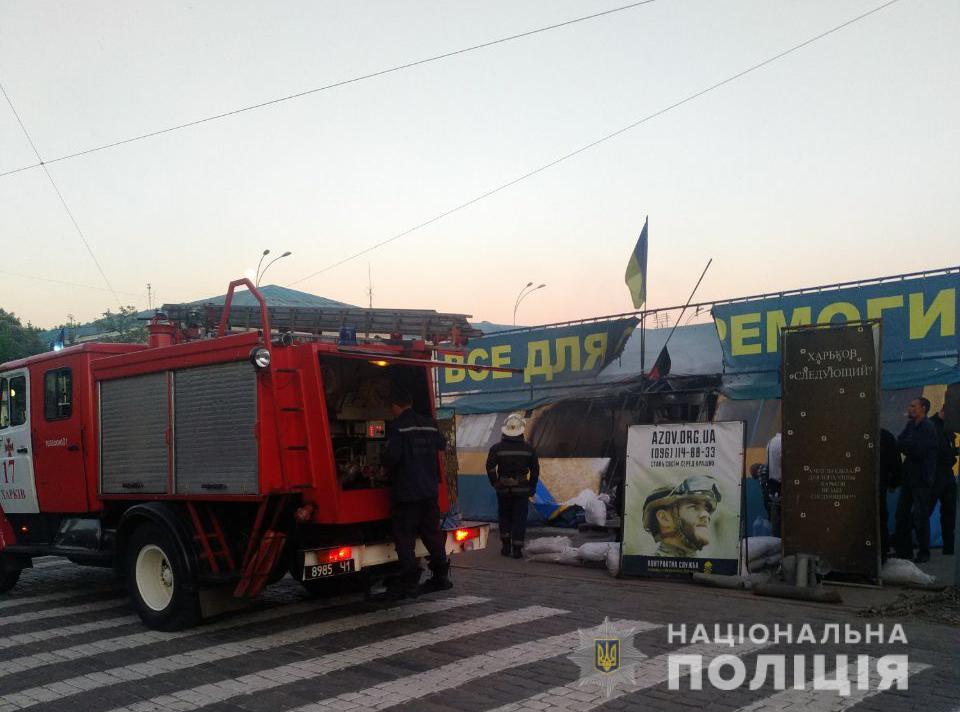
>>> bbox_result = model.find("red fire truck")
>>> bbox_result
[0,280,489,629]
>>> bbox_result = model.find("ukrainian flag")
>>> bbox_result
[624,218,648,309]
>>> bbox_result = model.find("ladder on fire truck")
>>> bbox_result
[159,301,484,345]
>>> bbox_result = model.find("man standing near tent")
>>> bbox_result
[486,413,540,559]
[895,397,939,563]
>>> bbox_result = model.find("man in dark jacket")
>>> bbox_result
[930,405,958,555]
[381,385,450,598]
[486,413,540,558]
[894,397,939,563]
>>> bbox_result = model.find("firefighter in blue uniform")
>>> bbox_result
[381,385,452,599]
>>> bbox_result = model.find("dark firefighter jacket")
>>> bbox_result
[383,408,446,503]
[486,434,540,496]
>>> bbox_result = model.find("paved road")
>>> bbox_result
[0,553,957,712]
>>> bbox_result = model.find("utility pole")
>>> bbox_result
[367,264,373,309]
[147,283,152,310]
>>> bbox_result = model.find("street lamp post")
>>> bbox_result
[513,282,546,326]
[254,249,270,285]
[257,251,292,287]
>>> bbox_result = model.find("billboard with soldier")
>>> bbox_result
[622,421,745,576]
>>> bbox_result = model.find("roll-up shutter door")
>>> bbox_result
[174,361,259,495]
[100,372,169,494]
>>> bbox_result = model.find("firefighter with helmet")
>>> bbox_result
[485,413,540,558]
[643,475,721,557]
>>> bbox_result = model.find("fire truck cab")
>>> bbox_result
[0,281,488,629]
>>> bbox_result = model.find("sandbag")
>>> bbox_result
[525,536,573,555]
[881,558,936,586]
[742,536,781,562]
[578,542,612,562]
[606,543,621,576]
[746,553,782,573]
[563,490,609,526]
[584,498,607,526]
[564,489,599,509]
[557,546,582,565]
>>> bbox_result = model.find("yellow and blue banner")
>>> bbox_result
[438,317,637,398]
[624,218,648,309]
[712,271,960,399]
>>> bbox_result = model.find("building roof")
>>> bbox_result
[186,284,354,309]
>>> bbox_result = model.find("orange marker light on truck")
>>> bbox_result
[454,528,479,542]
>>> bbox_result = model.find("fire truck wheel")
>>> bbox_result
[125,523,200,630]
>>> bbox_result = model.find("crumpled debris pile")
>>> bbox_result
[859,587,960,626]
[563,489,611,526]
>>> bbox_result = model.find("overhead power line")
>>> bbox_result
[288,0,903,287]
[0,82,124,309]
[0,269,145,299]
[0,1,657,179]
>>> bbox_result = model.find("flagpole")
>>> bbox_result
[639,215,648,373]
[640,310,646,374]
[661,258,712,355]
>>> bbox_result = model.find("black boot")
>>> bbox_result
[420,562,454,594]
[512,544,523,559]
[374,568,421,601]
[500,538,511,557]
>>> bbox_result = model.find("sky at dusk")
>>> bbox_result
[1,0,957,329]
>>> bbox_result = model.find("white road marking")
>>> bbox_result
[0,614,135,651]
[733,657,930,712]
[487,637,774,712]
[0,586,119,612]
[0,596,488,710]
[0,597,127,626]
[98,604,568,712]
[0,596,369,676]
[288,619,662,712]
[28,559,70,570]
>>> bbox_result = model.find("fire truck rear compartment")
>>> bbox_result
[320,356,430,493]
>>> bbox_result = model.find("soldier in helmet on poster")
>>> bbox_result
[642,475,722,557]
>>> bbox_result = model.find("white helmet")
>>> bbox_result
[501,413,525,437]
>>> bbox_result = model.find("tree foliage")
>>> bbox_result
[0,309,46,364]
[94,306,147,344]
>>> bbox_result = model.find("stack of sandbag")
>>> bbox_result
[525,536,581,565]
[740,536,782,573]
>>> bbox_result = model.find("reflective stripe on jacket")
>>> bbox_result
[486,435,540,496]
[383,408,446,502]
